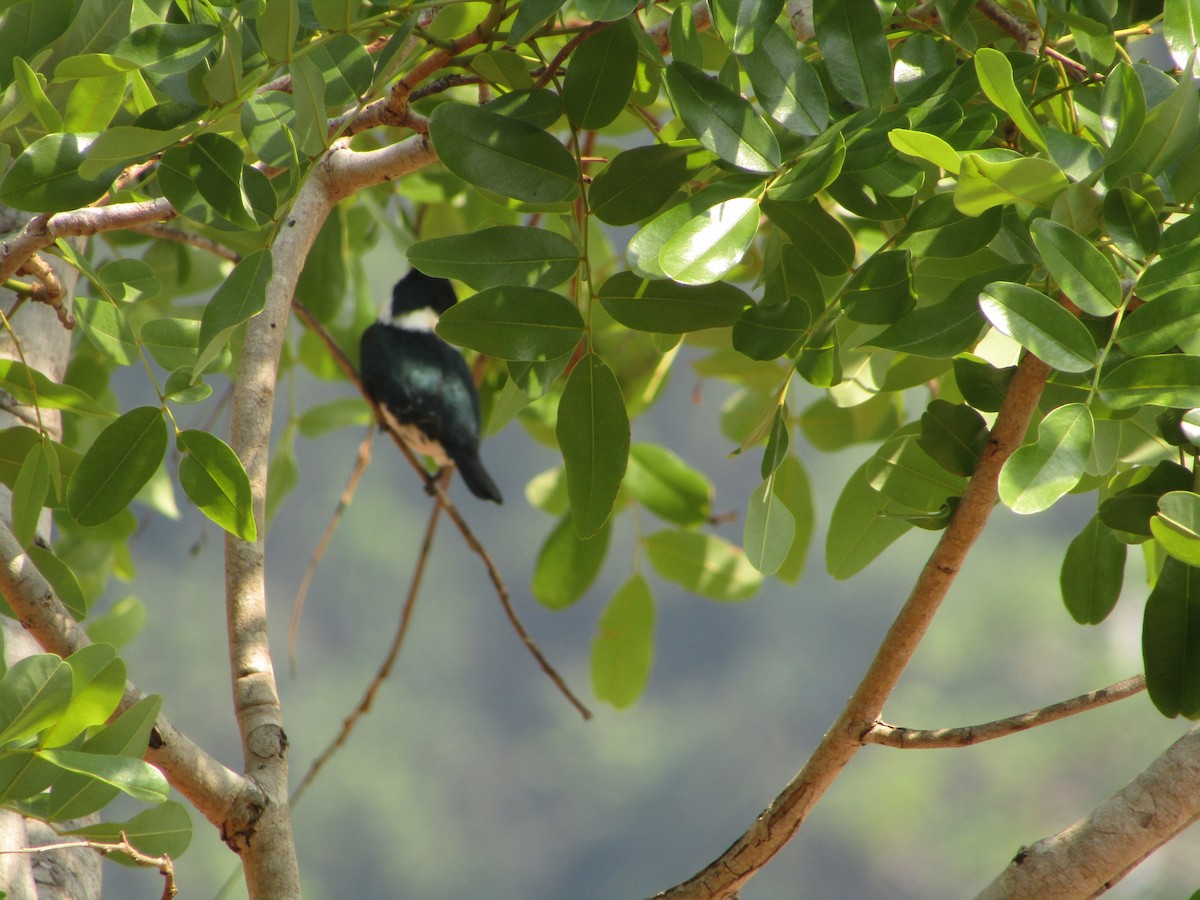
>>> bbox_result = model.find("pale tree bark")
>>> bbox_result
[0,206,99,898]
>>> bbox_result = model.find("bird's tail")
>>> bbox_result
[454,455,503,504]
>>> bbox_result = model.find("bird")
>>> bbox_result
[359,268,503,503]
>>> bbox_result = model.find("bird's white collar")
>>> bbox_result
[387,308,439,332]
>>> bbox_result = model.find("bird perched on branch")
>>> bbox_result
[360,268,502,503]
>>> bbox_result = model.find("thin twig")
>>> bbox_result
[288,426,375,674]
[291,299,592,720]
[975,0,1093,80]
[291,477,445,805]
[866,675,1145,749]
[131,224,242,262]
[0,831,176,899]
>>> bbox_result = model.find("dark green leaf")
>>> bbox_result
[598,271,749,332]
[842,249,916,325]
[428,103,579,204]
[437,286,583,360]
[563,19,637,129]
[74,297,137,366]
[11,442,50,548]
[895,193,1002,257]
[732,295,809,360]
[66,407,168,527]
[557,353,630,537]
[1099,461,1192,536]
[739,24,827,136]
[296,207,348,323]
[918,400,988,477]
[1061,515,1126,624]
[589,142,707,226]
[409,226,579,289]
[0,133,121,212]
[711,0,785,53]
[1152,491,1200,566]
[813,0,892,108]
[1143,557,1200,718]
[590,575,654,709]
[866,433,967,513]
[662,61,780,173]
[111,23,221,74]
[65,801,191,862]
[1030,218,1121,315]
[826,459,913,579]
[1103,187,1159,260]
[761,198,855,276]
[508,0,566,44]
[766,133,846,202]
[483,89,563,130]
[197,249,274,373]
[1116,287,1200,356]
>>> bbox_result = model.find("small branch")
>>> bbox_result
[866,676,1145,749]
[290,478,444,806]
[653,354,1052,900]
[12,254,74,329]
[534,22,608,88]
[975,0,1093,79]
[0,519,253,836]
[977,722,1200,898]
[1,832,177,900]
[131,224,242,262]
[0,198,176,283]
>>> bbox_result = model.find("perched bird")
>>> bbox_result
[360,269,502,503]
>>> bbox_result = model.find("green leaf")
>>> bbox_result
[1103,187,1159,260]
[1100,62,1145,167]
[311,33,373,105]
[86,596,148,649]
[662,61,780,173]
[1061,515,1126,624]
[557,353,630,537]
[812,0,892,109]
[295,207,347,323]
[766,133,845,201]
[842,249,916,325]
[1143,558,1200,718]
[1099,461,1193,536]
[978,281,1098,373]
[428,103,580,204]
[66,407,168,527]
[176,430,257,541]
[772,454,814,583]
[955,154,1069,215]
[563,18,637,129]
[41,645,124,749]
[1030,219,1121,315]
[659,197,760,285]
[589,142,707,226]
[738,23,828,136]
[1115,287,1200,356]
[13,57,62,132]
[111,23,221,74]
[97,258,161,304]
[437,286,583,360]
[65,801,191,861]
[1153,491,1200,566]
[744,479,796,575]
[1165,0,1200,70]
[37,749,168,803]
[531,515,611,609]
[624,443,711,525]
[732,293,809,361]
[0,133,121,212]
[297,398,373,437]
[0,655,73,747]
[761,198,855,276]
[197,249,273,374]
[598,271,749,332]
[74,297,138,366]
[508,0,566,44]
[644,530,762,601]
[483,89,563,129]
[1100,355,1200,410]
[918,400,988,477]
[408,226,578,290]
[826,458,914,579]
[711,0,784,53]
[10,441,49,548]
[974,48,1046,151]
[888,127,961,174]
[1110,67,1200,180]
[577,0,637,20]
[627,180,757,278]
[591,575,655,709]
[866,433,967,513]
[998,403,1094,514]
[27,546,87,620]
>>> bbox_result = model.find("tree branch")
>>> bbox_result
[653,354,1052,900]
[866,676,1145,749]
[0,519,253,834]
[976,722,1200,898]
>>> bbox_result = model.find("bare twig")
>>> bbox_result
[13,254,73,328]
[291,477,444,805]
[975,0,1093,79]
[288,426,375,673]
[131,224,242,262]
[1,832,178,900]
[866,676,1145,749]
[653,354,1052,900]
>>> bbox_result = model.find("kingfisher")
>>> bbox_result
[359,269,503,503]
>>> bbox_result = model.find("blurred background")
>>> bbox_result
[100,296,1200,898]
